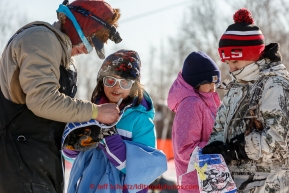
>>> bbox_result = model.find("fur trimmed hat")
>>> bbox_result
[61,0,119,46]
[218,8,265,62]
[97,49,141,81]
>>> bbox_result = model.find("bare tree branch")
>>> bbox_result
[0,0,28,52]
[155,0,289,101]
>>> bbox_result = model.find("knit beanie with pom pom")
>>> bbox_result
[218,8,265,62]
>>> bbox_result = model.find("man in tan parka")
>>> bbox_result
[0,0,122,192]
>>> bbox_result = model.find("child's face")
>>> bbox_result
[199,83,216,93]
[103,75,132,103]
[225,60,255,72]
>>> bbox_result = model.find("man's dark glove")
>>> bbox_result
[63,125,117,151]
[202,141,235,165]
[229,133,248,160]
[202,133,248,165]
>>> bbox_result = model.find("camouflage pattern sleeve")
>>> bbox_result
[245,77,289,163]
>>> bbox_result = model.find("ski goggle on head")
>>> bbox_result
[103,76,135,90]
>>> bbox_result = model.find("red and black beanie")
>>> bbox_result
[97,49,141,81]
[218,8,265,62]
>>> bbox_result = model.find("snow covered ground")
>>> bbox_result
[64,159,177,193]
[161,159,177,183]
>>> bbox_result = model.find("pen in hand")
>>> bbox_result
[117,98,123,106]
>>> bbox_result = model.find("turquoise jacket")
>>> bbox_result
[63,92,167,193]
[115,91,156,148]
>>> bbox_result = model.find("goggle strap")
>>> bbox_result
[56,4,93,52]
[67,5,122,43]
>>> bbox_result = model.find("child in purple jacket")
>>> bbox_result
[167,51,221,193]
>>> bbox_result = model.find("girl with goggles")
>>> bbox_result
[63,50,166,193]
[93,49,142,105]
[103,76,135,90]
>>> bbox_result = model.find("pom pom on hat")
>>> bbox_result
[233,8,254,24]
[218,8,265,62]
[182,51,220,88]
